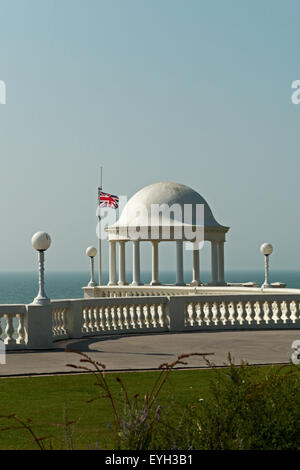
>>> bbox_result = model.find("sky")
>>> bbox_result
[1,0,300,275]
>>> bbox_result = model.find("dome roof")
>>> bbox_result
[110,181,227,229]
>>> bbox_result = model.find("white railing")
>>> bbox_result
[0,305,27,349]
[51,297,169,340]
[183,295,300,330]
[0,290,300,350]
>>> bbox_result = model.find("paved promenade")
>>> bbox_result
[0,330,299,377]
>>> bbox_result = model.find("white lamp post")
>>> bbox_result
[260,242,273,289]
[86,246,97,287]
[31,231,52,305]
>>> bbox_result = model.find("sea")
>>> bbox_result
[0,270,300,304]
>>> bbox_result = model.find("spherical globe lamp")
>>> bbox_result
[260,242,273,289]
[86,246,97,258]
[260,243,273,256]
[32,232,51,251]
[86,246,97,287]
[31,231,52,305]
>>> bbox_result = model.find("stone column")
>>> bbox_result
[190,246,200,286]
[176,240,184,285]
[108,241,117,286]
[118,241,127,286]
[131,240,142,286]
[217,241,225,285]
[150,241,160,285]
[211,241,218,285]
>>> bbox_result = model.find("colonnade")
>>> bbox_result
[107,239,226,287]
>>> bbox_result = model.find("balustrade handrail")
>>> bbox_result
[180,293,300,303]
[51,296,169,306]
[83,284,300,298]
[0,305,27,314]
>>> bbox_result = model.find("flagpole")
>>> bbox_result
[98,166,103,286]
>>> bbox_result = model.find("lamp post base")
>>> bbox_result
[88,281,97,287]
[261,283,273,289]
[31,296,51,306]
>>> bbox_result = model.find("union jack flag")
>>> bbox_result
[98,189,119,209]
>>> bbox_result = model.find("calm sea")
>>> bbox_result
[0,270,300,304]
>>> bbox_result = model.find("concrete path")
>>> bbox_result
[1,330,299,377]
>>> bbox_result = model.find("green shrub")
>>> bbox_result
[172,355,300,450]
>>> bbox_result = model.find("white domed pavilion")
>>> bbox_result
[106,182,229,287]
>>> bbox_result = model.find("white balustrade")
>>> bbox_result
[183,295,300,330]
[0,306,27,349]
[0,290,299,351]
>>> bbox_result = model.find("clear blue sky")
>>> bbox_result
[0,0,300,274]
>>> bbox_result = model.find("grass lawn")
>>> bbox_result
[0,364,279,450]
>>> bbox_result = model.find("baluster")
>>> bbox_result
[277,301,286,325]
[136,305,143,329]
[203,302,210,327]
[97,307,105,331]
[62,309,68,335]
[104,306,112,331]
[0,314,3,339]
[55,310,61,336]
[128,305,135,329]
[133,305,140,328]
[285,301,294,325]
[244,301,252,325]
[123,306,130,330]
[4,315,16,345]
[193,302,198,326]
[259,301,267,326]
[263,301,271,325]
[116,306,123,330]
[290,301,298,323]
[264,301,272,325]
[253,301,260,325]
[143,304,150,328]
[206,302,214,327]
[88,307,95,332]
[186,303,194,327]
[58,310,64,335]
[157,303,165,328]
[52,310,58,336]
[218,302,226,326]
[93,307,100,331]
[151,304,158,328]
[228,302,236,326]
[110,306,117,330]
[269,300,278,324]
[222,301,229,327]
[82,308,89,333]
[154,303,161,328]
[212,302,220,326]
[236,301,244,326]
[195,302,203,327]
[16,314,26,344]
[56,310,61,335]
